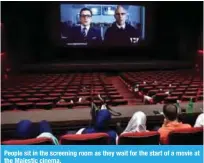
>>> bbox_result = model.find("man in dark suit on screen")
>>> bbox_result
[104,6,139,46]
[68,8,102,46]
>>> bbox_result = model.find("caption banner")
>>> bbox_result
[1,145,203,163]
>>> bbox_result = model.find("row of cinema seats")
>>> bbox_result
[2,127,203,145]
[121,70,203,104]
[1,70,203,111]
[1,73,128,111]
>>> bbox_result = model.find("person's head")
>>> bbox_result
[124,111,147,133]
[16,120,35,139]
[194,113,204,127]
[163,104,178,121]
[114,5,127,26]
[95,109,111,130]
[79,8,92,27]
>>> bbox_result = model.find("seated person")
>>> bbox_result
[194,113,204,127]
[76,103,118,145]
[15,120,59,145]
[116,111,147,144]
[68,8,102,45]
[121,111,147,134]
[158,104,192,144]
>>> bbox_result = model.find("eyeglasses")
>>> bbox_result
[115,13,126,16]
[80,15,92,18]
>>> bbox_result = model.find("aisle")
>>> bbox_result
[106,76,143,105]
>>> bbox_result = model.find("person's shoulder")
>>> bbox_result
[71,26,80,31]
[106,23,117,31]
[126,23,137,31]
[107,130,118,138]
[90,27,100,33]
[182,123,192,128]
[157,125,169,133]
[158,126,163,132]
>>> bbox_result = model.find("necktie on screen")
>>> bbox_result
[82,27,87,37]
[118,27,124,32]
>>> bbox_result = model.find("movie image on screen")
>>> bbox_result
[60,4,145,47]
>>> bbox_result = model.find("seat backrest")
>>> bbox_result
[118,131,160,145]
[60,133,110,145]
[2,137,54,145]
[168,127,203,145]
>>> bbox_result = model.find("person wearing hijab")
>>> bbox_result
[77,104,118,145]
[122,111,147,134]
[194,113,204,127]
[16,120,59,145]
[116,111,147,144]
[16,120,36,139]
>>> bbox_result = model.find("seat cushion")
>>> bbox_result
[60,133,109,145]
[2,137,54,145]
[119,131,160,145]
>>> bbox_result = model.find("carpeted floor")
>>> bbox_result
[106,76,143,105]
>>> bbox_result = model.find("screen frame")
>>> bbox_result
[46,1,156,49]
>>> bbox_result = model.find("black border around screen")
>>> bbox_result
[46,1,156,50]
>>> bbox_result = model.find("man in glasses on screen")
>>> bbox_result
[68,8,102,46]
[104,5,139,46]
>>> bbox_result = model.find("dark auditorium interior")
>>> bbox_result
[1,1,203,145]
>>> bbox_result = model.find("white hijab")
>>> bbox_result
[37,132,59,145]
[194,113,204,127]
[123,111,147,133]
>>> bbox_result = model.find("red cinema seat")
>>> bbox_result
[18,93,31,98]
[32,93,47,98]
[189,84,200,88]
[111,99,128,106]
[56,102,74,108]
[184,91,197,96]
[109,95,123,100]
[197,95,203,101]
[1,102,14,111]
[42,97,59,103]
[118,131,160,145]
[187,88,198,91]
[108,92,119,95]
[168,127,203,145]
[2,94,16,99]
[75,101,91,106]
[26,98,41,103]
[181,96,196,102]
[25,90,37,94]
[2,137,54,145]
[35,102,53,110]
[164,96,178,104]
[171,92,183,98]
[143,87,154,94]
[49,93,61,97]
[16,102,34,110]
[53,89,65,93]
[8,98,24,103]
[174,88,186,92]
[11,90,23,95]
[60,133,110,145]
